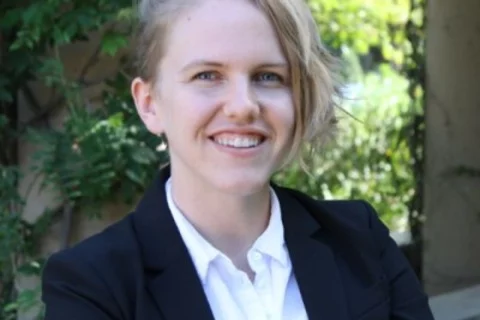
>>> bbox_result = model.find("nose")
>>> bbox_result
[223,77,260,124]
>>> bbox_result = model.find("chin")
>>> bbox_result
[209,172,271,196]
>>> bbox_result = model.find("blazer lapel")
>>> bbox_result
[277,187,350,320]
[132,167,215,320]
[146,260,214,320]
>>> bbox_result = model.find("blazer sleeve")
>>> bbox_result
[42,251,122,320]
[364,201,434,320]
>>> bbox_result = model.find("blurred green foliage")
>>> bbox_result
[0,0,422,318]
[310,0,412,64]
[276,63,415,229]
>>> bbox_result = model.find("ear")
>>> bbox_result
[131,77,164,135]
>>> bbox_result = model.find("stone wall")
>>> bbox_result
[16,31,135,320]
[423,0,480,295]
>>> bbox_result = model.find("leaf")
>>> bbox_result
[15,288,41,311]
[0,114,9,128]
[107,112,125,128]
[131,146,157,165]
[0,8,23,30]
[101,31,128,56]
[16,259,45,276]
[125,168,145,186]
[3,302,18,312]
[116,8,135,22]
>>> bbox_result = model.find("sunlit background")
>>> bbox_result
[1,0,479,319]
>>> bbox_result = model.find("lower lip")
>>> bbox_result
[209,139,265,158]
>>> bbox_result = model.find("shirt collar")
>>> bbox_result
[251,187,289,268]
[165,178,289,284]
[165,178,219,284]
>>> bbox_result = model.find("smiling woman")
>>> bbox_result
[41,0,434,319]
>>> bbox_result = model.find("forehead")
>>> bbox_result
[163,0,287,66]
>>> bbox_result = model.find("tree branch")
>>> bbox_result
[20,84,51,127]
[60,201,73,249]
[17,96,64,133]
[78,34,105,84]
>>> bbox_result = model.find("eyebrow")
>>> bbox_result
[180,59,289,72]
[181,60,223,72]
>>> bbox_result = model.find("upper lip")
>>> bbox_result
[208,127,270,139]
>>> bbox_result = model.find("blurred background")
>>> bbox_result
[0,0,479,319]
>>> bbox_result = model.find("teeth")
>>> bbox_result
[213,135,262,148]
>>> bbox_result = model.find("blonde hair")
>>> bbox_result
[134,0,340,171]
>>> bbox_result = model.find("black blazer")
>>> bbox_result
[42,168,434,320]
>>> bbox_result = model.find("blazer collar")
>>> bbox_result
[132,166,215,320]
[275,186,350,320]
[132,167,350,320]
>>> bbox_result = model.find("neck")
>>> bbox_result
[169,169,271,263]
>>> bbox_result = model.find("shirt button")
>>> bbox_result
[252,252,262,261]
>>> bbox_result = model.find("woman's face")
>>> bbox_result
[134,0,295,195]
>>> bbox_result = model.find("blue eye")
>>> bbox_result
[193,71,219,81]
[256,72,283,83]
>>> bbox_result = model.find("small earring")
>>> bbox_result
[156,132,168,151]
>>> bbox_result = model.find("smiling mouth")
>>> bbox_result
[209,134,266,149]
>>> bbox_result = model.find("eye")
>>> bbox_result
[254,72,284,84]
[193,71,221,81]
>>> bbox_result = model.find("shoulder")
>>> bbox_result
[47,214,138,268]
[278,186,381,232]
[42,213,142,291]
[42,215,141,319]
[277,186,393,261]
[278,189,433,317]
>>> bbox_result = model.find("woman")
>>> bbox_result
[42,0,434,319]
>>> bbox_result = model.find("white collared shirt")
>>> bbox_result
[165,178,308,320]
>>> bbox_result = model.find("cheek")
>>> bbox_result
[259,91,295,132]
[163,90,219,131]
